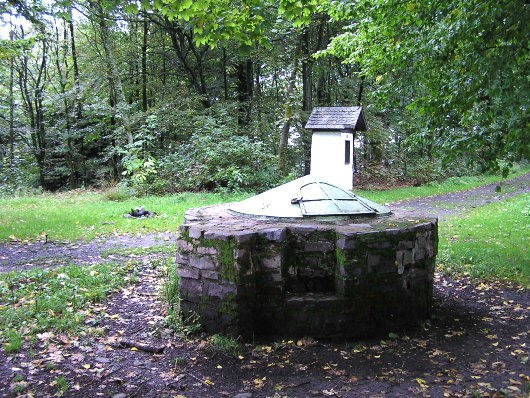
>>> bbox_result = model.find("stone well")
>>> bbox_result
[176,193,438,339]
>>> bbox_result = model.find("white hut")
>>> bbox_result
[305,106,367,191]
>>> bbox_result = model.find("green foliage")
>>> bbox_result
[1,0,525,196]
[103,184,134,202]
[438,194,529,286]
[210,334,243,356]
[145,0,317,50]
[157,103,279,192]
[54,376,69,394]
[0,262,137,346]
[321,0,529,172]
[3,329,23,353]
[162,263,180,315]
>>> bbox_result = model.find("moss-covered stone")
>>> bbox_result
[219,292,238,320]
[177,204,438,339]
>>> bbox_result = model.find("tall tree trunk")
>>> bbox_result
[222,47,228,101]
[301,28,313,175]
[55,21,76,189]
[69,6,82,120]
[94,0,134,146]
[8,27,15,168]
[278,59,298,175]
[236,58,253,127]
[141,14,149,112]
[357,74,365,105]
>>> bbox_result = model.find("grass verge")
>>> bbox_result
[0,261,137,352]
[0,191,250,242]
[358,170,528,204]
[438,193,529,287]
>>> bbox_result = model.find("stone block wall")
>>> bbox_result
[176,205,438,339]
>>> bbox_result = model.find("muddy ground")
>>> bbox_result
[0,174,528,397]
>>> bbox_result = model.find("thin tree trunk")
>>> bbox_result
[8,27,15,168]
[236,59,253,126]
[278,58,298,174]
[56,21,76,188]
[357,74,365,105]
[141,13,148,112]
[94,0,134,146]
[69,7,82,119]
[301,28,313,175]
[222,47,228,101]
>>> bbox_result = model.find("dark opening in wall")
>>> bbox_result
[283,248,337,295]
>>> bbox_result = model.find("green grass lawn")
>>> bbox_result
[438,193,529,287]
[0,191,250,242]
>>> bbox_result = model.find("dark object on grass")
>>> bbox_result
[127,206,157,218]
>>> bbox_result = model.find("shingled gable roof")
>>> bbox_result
[305,106,367,131]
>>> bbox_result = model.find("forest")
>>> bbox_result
[0,0,528,195]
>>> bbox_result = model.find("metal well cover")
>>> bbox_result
[228,175,391,221]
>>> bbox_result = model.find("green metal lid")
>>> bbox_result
[228,175,391,221]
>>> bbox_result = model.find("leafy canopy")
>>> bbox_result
[132,0,317,51]
[321,0,530,173]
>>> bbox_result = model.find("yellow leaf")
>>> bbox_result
[204,379,214,385]
[217,365,223,369]
[416,378,426,387]
[83,364,91,369]
[131,347,138,351]
[238,355,244,360]
[296,340,302,347]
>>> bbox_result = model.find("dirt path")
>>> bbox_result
[1,174,529,397]
[390,172,529,219]
[0,232,177,274]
